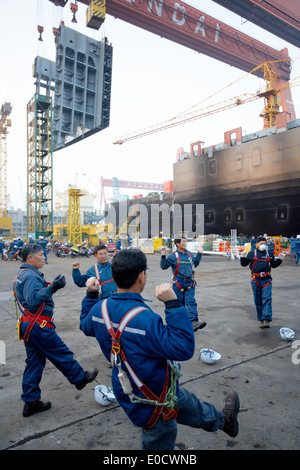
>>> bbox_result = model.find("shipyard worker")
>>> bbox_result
[294,235,300,266]
[0,237,5,259]
[240,236,285,328]
[13,243,98,417]
[37,236,48,264]
[160,237,206,332]
[289,236,297,262]
[79,248,240,450]
[72,244,117,299]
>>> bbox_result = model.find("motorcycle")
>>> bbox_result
[70,244,91,258]
[55,244,71,257]
[3,245,22,261]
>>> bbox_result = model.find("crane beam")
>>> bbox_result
[211,0,300,48]
[48,0,291,80]
[100,177,164,191]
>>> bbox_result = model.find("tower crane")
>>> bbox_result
[0,103,12,218]
[114,62,300,145]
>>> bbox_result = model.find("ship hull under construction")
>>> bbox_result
[174,121,300,237]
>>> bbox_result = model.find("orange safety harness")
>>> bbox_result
[94,263,114,287]
[13,268,54,342]
[251,249,272,289]
[101,299,178,429]
[173,251,195,293]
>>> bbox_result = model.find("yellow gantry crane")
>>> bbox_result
[0,102,12,217]
[67,187,86,246]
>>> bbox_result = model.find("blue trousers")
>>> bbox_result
[140,387,224,450]
[21,323,85,402]
[173,281,198,322]
[251,279,272,322]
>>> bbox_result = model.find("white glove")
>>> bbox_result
[240,250,247,258]
[279,252,285,260]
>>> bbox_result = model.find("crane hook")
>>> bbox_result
[70,2,78,23]
[37,25,44,42]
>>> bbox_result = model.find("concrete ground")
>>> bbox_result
[0,250,299,453]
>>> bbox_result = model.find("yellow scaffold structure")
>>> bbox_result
[0,102,12,218]
[67,187,85,246]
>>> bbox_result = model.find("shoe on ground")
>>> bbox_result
[192,320,207,331]
[259,320,270,328]
[23,400,51,417]
[222,390,240,437]
[75,368,98,390]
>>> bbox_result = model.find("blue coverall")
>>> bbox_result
[14,265,85,403]
[240,249,282,322]
[37,238,48,262]
[294,239,300,265]
[80,291,224,450]
[160,250,202,322]
[72,261,117,298]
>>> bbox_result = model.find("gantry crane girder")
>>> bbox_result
[49,0,292,81]
[211,0,300,48]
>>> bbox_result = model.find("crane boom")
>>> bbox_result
[114,73,300,145]
[114,94,258,145]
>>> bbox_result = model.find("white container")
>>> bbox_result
[199,348,221,364]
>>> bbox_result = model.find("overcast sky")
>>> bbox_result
[1,0,299,210]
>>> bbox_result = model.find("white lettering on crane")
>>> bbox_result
[172,3,186,26]
[127,0,221,44]
[194,15,205,36]
[215,23,220,43]
[148,0,163,16]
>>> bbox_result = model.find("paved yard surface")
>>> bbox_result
[0,251,299,453]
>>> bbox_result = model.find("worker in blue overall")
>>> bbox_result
[79,249,240,450]
[294,235,300,265]
[240,236,284,328]
[37,236,48,264]
[160,237,206,331]
[13,243,98,417]
[72,244,116,299]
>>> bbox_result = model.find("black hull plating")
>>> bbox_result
[174,123,300,237]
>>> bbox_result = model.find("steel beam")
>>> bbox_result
[211,0,300,48]
[48,0,292,80]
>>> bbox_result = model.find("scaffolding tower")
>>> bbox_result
[27,94,53,238]
[0,102,12,217]
[67,187,85,246]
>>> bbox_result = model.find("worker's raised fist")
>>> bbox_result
[86,277,100,292]
[72,261,80,270]
[155,283,177,302]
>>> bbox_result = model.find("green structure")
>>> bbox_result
[27,93,53,238]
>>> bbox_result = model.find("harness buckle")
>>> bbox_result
[111,339,121,355]
[162,407,178,421]
[40,320,47,328]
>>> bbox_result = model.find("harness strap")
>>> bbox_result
[174,250,193,278]
[101,299,178,428]
[13,268,52,342]
[252,278,272,289]
[94,263,114,286]
[174,280,193,293]
[250,249,272,290]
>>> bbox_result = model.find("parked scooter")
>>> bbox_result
[55,243,71,257]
